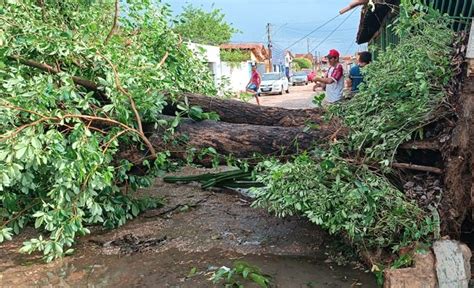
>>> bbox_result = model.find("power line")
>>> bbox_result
[310,8,357,54]
[343,40,357,56]
[271,23,288,38]
[279,26,358,35]
[283,13,341,51]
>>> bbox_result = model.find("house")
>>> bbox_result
[270,45,287,73]
[219,43,270,92]
[355,0,473,50]
[187,42,222,87]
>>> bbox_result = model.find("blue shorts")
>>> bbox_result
[247,83,258,92]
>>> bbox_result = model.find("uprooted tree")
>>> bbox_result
[0,0,472,265]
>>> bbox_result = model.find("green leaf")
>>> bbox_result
[15,146,27,159]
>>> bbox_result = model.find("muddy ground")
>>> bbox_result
[0,167,376,287]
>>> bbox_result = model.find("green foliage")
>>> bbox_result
[292,58,312,70]
[252,3,451,255]
[210,261,271,288]
[174,4,240,46]
[220,50,250,63]
[0,0,216,261]
[252,152,435,251]
[331,3,454,166]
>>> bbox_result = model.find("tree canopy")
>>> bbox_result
[293,58,312,70]
[173,4,240,46]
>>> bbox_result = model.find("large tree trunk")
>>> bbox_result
[439,76,474,237]
[164,93,327,127]
[146,116,346,160]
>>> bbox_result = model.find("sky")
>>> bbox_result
[164,0,368,56]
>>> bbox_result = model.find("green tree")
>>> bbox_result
[292,58,312,70]
[174,5,240,45]
[0,0,216,262]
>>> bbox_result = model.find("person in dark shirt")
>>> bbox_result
[347,51,372,94]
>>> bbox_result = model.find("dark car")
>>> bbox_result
[290,71,309,86]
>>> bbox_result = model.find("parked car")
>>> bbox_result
[290,71,309,86]
[258,73,290,95]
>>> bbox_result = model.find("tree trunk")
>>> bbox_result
[146,116,346,160]
[164,93,328,127]
[439,76,474,237]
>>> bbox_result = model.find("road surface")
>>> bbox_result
[250,84,319,109]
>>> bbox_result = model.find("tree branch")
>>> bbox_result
[99,54,144,135]
[392,163,443,174]
[8,56,101,93]
[158,52,169,68]
[0,104,157,159]
[104,0,120,45]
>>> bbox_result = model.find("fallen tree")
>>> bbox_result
[0,0,347,261]
[0,0,472,268]
[164,93,327,127]
[147,116,344,159]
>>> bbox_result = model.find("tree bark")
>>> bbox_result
[439,76,474,237]
[146,116,346,160]
[164,93,328,128]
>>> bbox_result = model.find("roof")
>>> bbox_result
[219,43,269,62]
[356,0,399,44]
[295,53,314,61]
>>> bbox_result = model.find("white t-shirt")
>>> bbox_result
[325,64,344,103]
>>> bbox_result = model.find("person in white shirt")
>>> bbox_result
[312,49,344,104]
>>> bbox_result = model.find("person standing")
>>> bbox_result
[347,51,372,94]
[246,65,261,105]
[312,49,344,104]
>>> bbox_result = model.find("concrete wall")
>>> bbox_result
[221,61,252,92]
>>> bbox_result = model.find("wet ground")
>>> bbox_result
[0,167,376,287]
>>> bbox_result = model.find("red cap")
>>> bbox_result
[327,49,340,58]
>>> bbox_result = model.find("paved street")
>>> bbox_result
[249,84,318,109]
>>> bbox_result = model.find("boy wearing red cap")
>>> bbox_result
[313,49,344,104]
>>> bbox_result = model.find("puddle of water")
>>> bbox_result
[2,249,376,287]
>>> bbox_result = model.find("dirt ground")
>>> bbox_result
[0,167,376,287]
[250,84,318,109]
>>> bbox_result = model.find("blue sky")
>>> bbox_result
[165,0,368,56]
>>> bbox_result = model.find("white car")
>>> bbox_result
[258,73,290,95]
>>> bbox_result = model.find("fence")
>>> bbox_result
[372,0,473,50]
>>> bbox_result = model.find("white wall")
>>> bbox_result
[467,22,474,59]
[220,61,251,92]
[187,42,222,87]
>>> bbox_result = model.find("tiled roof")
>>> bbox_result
[220,43,269,62]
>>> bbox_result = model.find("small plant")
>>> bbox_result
[238,91,255,102]
[312,93,325,108]
[210,261,271,288]
[221,50,251,63]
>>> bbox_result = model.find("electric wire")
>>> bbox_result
[310,8,357,54]
[282,13,341,51]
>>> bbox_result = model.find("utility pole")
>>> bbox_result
[267,23,273,72]
[307,38,310,55]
